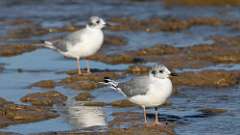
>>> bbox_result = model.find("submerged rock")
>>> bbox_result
[20,91,67,106]
[198,108,227,116]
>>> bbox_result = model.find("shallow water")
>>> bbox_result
[0,0,240,134]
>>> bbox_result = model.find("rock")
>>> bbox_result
[75,92,93,101]
[20,91,67,106]
[31,80,55,89]
[0,45,38,57]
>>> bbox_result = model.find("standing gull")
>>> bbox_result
[42,16,108,74]
[101,64,177,126]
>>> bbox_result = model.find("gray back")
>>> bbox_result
[119,76,150,97]
[51,29,84,52]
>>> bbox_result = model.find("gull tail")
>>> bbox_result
[100,77,127,97]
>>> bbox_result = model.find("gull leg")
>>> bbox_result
[76,57,81,75]
[86,60,91,73]
[152,107,165,127]
[143,106,148,127]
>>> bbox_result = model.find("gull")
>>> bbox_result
[42,16,108,74]
[101,64,177,126]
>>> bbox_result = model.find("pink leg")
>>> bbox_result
[143,106,148,127]
[76,57,81,75]
[86,60,91,73]
[151,107,166,127]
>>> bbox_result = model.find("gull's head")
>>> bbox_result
[87,16,106,29]
[149,64,177,79]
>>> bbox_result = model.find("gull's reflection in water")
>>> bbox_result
[67,103,107,129]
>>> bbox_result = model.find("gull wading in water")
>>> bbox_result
[42,16,109,74]
[100,64,177,127]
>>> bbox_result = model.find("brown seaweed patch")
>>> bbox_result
[6,25,49,39]
[109,112,175,135]
[135,44,180,56]
[59,72,124,90]
[20,91,67,106]
[0,97,58,128]
[109,17,223,32]
[0,45,38,57]
[31,80,55,89]
[104,35,127,46]
[111,99,136,108]
[173,71,240,87]
[88,54,136,64]
[75,92,93,101]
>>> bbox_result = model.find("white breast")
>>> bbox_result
[65,29,104,58]
[129,78,173,107]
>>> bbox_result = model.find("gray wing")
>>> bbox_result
[49,29,84,52]
[49,39,68,52]
[64,29,84,46]
[118,76,150,97]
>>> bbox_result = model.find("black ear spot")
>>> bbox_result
[96,20,100,24]
[159,70,163,73]
[151,70,156,75]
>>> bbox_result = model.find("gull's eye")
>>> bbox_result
[159,70,163,73]
[96,20,100,24]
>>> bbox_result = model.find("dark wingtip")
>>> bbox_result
[40,40,45,44]
[103,77,111,83]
